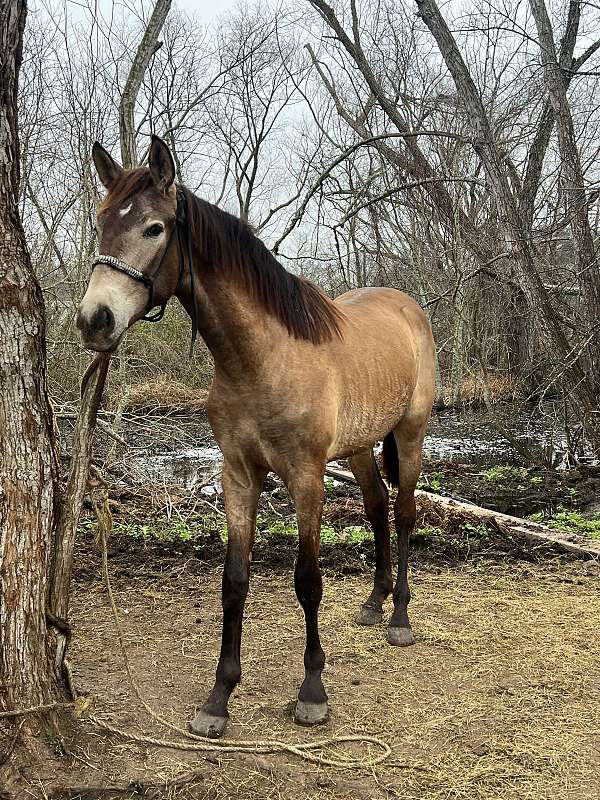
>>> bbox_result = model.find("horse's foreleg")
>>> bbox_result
[189,458,265,738]
[288,468,329,726]
[349,449,393,625]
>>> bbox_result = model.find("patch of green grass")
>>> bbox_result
[414,525,445,540]
[529,507,600,539]
[87,512,228,545]
[461,522,492,537]
[257,516,372,545]
[99,512,374,548]
[324,477,337,498]
[418,471,444,492]
[325,525,373,545]
[482,465,527,483]
[258,517,296,539]
[116,522,154,540]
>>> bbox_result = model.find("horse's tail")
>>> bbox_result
[382,431,400,488]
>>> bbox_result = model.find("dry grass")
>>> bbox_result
[37,555,600,800]
[438,374,516,408]
[120,379,209,414]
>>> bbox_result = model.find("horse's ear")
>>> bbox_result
[149,135,175,192]
[92,142,123,189]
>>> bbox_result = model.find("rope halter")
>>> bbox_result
[90,187,199,354]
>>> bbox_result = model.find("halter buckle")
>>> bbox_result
[143,304,167,323]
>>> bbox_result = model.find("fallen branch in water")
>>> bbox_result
[324,466,600,559]
[55,409,126,445]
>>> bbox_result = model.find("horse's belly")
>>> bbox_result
[327,384,412,460]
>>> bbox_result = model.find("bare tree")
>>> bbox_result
[529,0,600,348]
[0,0,62,778]
[301,0,599,444]
[15,0,600,437]
[414,0,599,444]
[119,0,173,167]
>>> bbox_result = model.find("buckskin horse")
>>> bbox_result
[76,136,436,737]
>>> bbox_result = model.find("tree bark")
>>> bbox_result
[119,0,172,168]
[519,0,595,225]
[0,0,61,722]
[529,0,600,380]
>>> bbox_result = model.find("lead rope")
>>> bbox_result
[88,491,392,770]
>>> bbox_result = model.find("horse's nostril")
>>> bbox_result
[94,305,114,332]
[76,304,115,337]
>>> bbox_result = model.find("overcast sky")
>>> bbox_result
[178,0,239,17]
[58,0,244,33]
[84,0,243,25]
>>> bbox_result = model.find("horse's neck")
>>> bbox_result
[178,263,271,383]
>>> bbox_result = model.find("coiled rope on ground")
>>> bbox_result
[0,494,391,770]
[84,492,392,769]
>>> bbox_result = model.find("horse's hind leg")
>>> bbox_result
[349,449,393,625]
[387,419,427,647]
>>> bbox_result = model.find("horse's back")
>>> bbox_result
[336,286,427,326]
[333,287,434,383]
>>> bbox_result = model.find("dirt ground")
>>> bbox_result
[19,531,600,800]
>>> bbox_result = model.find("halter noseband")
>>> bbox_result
[91,187,198,354]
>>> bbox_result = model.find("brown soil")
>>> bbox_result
[10,532,600,800]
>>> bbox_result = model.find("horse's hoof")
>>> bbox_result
[355,605,384,626]
[387,626,416,647]
[294,700,329,726]
[188,709,228,738]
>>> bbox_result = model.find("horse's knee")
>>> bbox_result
[222,553,249,612]
[294,553,322,608]
[394,494,416,534]
[364,484,389,525]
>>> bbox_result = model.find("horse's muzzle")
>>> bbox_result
[76,303,117,351]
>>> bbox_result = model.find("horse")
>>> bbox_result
[76,135,436,737]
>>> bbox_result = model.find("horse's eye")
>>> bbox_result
[144,223,164,238]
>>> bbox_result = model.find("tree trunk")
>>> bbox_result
[529,0,600,405]
[119,0,172,168]
[0,0,61,729]
[414,0,600,453]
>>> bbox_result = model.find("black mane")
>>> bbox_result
[182,186,344,344]
[101,169,344,345]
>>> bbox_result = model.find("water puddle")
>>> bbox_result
[131,446,223,491]
[126,407,560,490]
[424,409,549,463]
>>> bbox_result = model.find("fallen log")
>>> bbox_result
[324,466,600,559]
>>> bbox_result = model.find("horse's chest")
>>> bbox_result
[207,390,328,462]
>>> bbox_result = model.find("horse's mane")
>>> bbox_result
[100,170,344,345]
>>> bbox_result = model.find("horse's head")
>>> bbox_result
[76,136,182,351]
